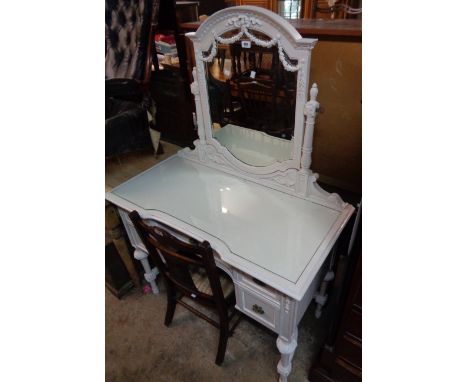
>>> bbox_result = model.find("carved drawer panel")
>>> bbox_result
[235,271,282,304]
[235,284,280,332]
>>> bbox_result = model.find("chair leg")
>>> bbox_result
[215,324,229,365]
[165,286,177,326]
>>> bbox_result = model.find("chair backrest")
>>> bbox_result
[230,42,280,81]
[129,211,227,304]
[237,78,278,131]
[105,0,155,82]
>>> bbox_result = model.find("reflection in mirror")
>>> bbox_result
[203,30,298,167]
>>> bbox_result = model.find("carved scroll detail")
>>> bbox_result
[200,13,300,73]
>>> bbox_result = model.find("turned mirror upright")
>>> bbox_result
[182,6,345,209]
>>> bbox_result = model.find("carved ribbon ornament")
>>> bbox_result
[200,15,300,73]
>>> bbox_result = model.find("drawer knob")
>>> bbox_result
[252,304,264,315]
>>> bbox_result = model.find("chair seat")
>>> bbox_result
[191,270,235,298]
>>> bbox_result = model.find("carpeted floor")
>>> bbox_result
[105,278,331,382]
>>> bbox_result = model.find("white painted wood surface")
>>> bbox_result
[108,155,353,297]
[106,155,353,382]
[105,7,355,381]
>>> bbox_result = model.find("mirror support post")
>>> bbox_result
[191,66,206,143]
[297,83,320,196]
[301,83,319,172]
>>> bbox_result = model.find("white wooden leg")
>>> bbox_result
[276,327,298,382]
[314,270,335,318]
[134,248,159,294]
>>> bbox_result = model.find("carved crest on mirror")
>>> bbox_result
[178,6,346,211]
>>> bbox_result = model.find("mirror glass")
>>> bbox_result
[204,30,298,167]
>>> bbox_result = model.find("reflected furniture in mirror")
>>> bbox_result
[200,27,299,164]
[106,6,354,381]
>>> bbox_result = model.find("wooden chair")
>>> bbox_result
[129,210,241,365]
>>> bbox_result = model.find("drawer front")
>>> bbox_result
[235,272,281,304]
[333,357,362,382]
[235,285,280,332]
[344,308,362,340]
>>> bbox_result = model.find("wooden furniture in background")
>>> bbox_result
[151,0,198,147]
[197,0,226,16]
[234,0,277,12]
[129,211,240,365]
[180,18,362,40]
[303,0,362,20]
[309,207,361,382]
[175,1,200,23]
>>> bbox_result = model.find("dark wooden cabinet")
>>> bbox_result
[151,68,197,146]
[309,215,362,382]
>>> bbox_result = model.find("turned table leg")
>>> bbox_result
[276,327,298,382]
[134,248,159,294]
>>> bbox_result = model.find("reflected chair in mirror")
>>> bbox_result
[129,211,241,365]
[105,0,158,157]
[237,77,296,139]
[216,44,227,72]
[230,42,281,81]
[237,78,277,133]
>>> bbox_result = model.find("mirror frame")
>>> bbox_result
[180,6,346,211]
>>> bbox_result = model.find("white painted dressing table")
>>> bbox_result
[106,6,354,381]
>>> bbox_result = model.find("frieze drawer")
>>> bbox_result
[235,285,280,332]
[236,272,281,304]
